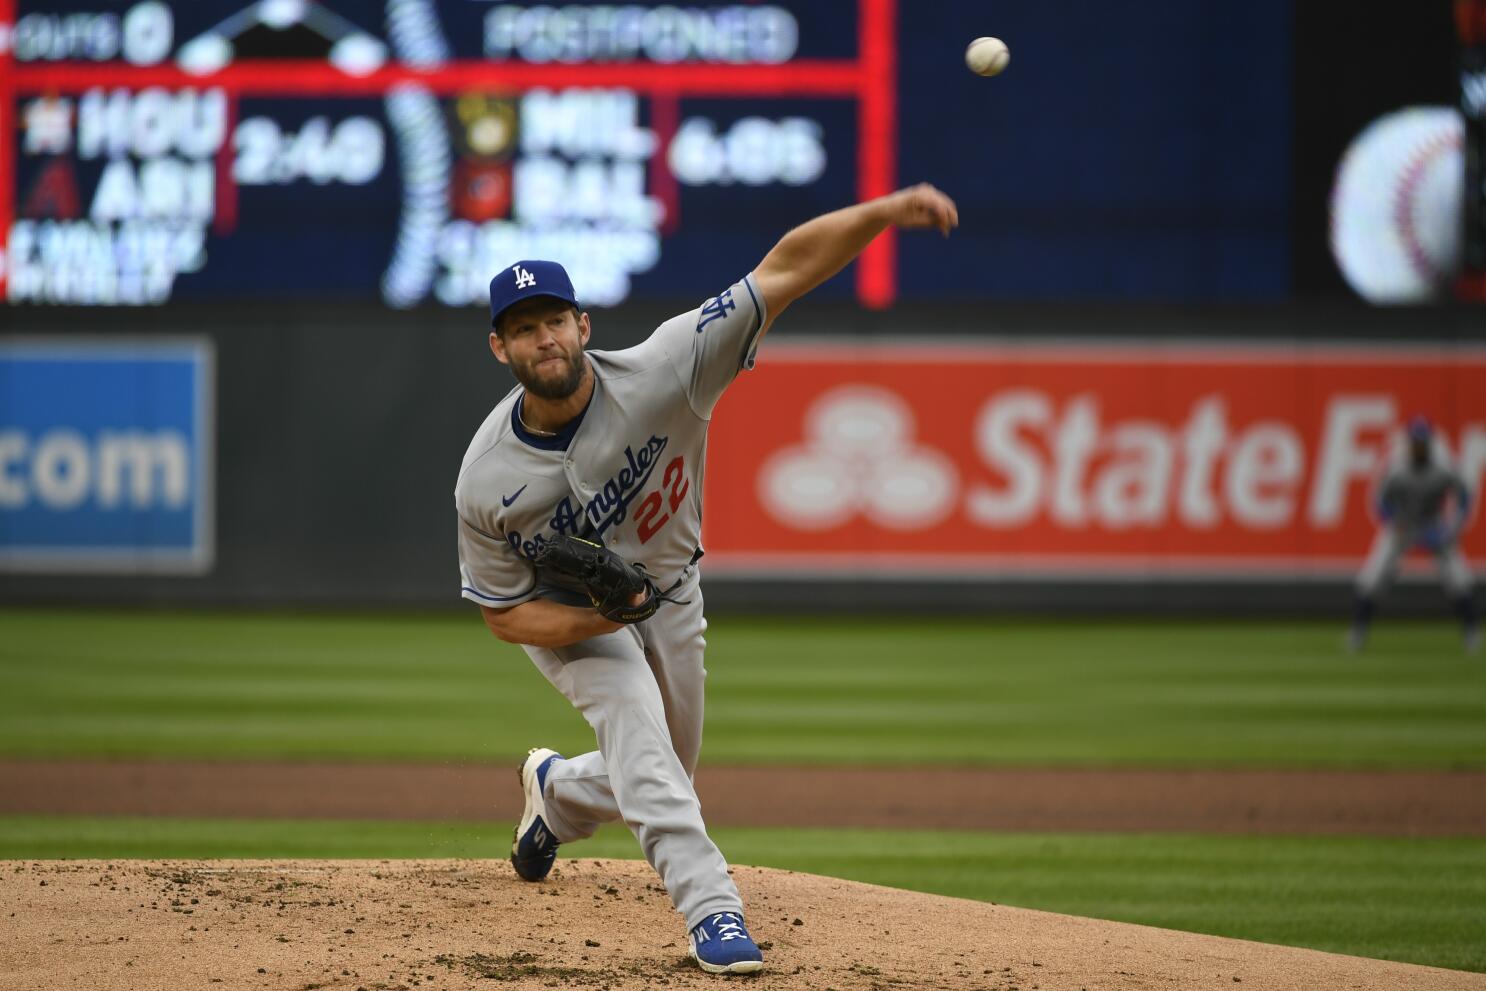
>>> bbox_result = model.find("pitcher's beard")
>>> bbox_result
[516,352,585,400]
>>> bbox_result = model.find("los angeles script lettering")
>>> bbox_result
[507,435,669,560]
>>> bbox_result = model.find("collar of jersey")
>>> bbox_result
[511,389,593,451]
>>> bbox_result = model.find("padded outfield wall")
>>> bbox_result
[1,301,1482,614]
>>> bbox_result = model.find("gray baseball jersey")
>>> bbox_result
[1375,462,1470,531]
[1357,445,1475,598]
[455,274,767,608]
[454,274,768,930]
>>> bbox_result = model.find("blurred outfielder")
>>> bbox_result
[1350,416,1479,652]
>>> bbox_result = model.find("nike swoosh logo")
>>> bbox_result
[502,485,528,508]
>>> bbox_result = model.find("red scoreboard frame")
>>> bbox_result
[0,0,901,307]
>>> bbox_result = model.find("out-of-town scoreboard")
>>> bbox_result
[1,0,898,308]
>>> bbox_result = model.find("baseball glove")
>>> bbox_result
[534,534,677,624]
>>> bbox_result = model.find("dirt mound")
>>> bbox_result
[1,859,1480,991]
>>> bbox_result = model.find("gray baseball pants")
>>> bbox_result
[520,567,743,930]
[1357,525,1474,597]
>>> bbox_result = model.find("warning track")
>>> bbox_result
[3,760,1484,835]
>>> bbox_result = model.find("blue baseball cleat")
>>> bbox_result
[511,747,563,882]
[689,912,764,975]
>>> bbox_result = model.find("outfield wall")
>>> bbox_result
[2,301,1482,615]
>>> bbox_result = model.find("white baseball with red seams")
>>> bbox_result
[965,36,1010,77]
[1330,107,1464,303]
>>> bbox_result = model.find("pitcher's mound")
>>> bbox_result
[1,859,1479,990]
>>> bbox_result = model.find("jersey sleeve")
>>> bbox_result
[456,509,538,609]
[1375,473,1402,521]
[653,273,768,419]
[1451,467,1473,511]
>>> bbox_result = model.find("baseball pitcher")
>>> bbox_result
[1350,416,1479,652]
[454,185,959,974]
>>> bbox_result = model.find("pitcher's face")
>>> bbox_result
[491,300,592,400]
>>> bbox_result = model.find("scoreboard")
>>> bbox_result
[1,0,897,308]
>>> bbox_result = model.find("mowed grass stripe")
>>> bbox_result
[0,715,529,761]
[0,816,1481,973]
[2,610,1483,766]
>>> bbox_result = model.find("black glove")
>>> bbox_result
[534,534,671,624]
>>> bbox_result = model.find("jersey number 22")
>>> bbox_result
[635,457,689,543]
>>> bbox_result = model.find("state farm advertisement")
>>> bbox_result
[700,342,1486,578]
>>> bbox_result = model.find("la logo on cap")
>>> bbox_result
[513,264,536,289]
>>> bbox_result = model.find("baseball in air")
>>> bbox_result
[966,37,1010,77]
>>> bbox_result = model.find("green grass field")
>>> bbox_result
[2,608,1484,972]
[2,609,1483,766]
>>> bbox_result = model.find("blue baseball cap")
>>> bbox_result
[489,260,579,328]
[1407,415,1433,440]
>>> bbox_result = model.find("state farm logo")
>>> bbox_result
[750,386,1486,535]
[758,385,959,531]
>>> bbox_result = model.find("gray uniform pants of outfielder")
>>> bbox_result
[1357,525,1474,597]
[520,568,743,930]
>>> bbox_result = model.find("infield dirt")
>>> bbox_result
[4,858,1484,991]
[4,760,1485,835]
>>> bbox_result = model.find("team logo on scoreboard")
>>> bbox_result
[450,94,517,223]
